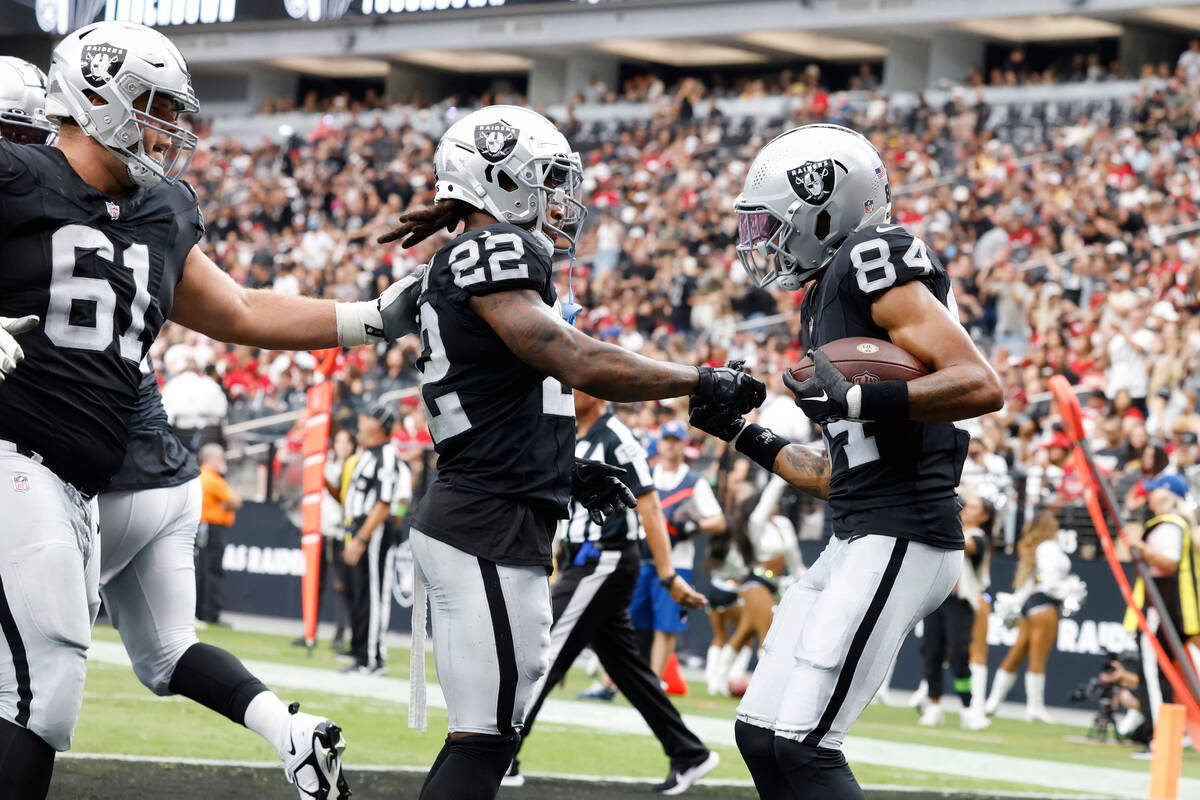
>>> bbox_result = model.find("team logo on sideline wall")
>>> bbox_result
[12,474,29,493]
[474,122,518,163]
[787,159,835,206]
[81,44,126,88]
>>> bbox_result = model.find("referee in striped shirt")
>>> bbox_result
[339,401,410,674]
[503,391,720,795]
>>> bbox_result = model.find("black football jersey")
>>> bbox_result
[0,141,202,495]
[800,223,968,550]
[105,363,200,493]
[411,224,575,567]
[562,412,654,547]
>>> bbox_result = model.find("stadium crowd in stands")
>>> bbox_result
[154,45,1200,559]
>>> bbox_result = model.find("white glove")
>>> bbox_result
[0,315,38,380]
[335,266,425,347]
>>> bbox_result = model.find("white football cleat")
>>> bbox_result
[959,708,991,731]
[917,704,944,727]
[281,703,351,800]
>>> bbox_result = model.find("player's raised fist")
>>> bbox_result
[693,360,765,415]
[0,314,38,380]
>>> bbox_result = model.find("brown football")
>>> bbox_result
[789,337,929,385]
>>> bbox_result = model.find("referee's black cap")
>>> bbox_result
[362,401,398,430]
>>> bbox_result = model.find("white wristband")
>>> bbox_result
[846,384,863,420]
[335,300,384,347]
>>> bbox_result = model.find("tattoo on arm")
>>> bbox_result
[774,443,830,500]
[471,290,698,401]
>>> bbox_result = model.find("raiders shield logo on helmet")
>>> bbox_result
[787,159,836,206]
[474,121,518,164]
[81,43,126,89]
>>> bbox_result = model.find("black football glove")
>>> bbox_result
[782,349,854,424]
[377,264,426,339]
[688,399,747,442]
[694,360,766,415]
[572,458,637,525]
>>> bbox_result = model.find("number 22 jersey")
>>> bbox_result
[799,223,968,551]
[0,141,202,495]
[413,224,576,568]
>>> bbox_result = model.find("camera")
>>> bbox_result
[1068,650,1140,742]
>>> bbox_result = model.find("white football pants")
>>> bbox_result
[0,449,99,751]
[97,479,202,695]
[738,534,961,749]
[409,530,551,736]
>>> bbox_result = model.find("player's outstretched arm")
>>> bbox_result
[773,443,831,500]
[871,281,1003,422]
[470,289,763,407]
[170,246,421,350]
[689,400,829,500]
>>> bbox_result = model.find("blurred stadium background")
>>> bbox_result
[6,0,1200,797]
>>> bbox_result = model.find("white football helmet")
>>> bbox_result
[434,105,585,254]
[734,124,891,291]
[0,57,57,145]
[46,21,199,187]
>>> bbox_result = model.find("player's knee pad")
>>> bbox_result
[773,738,865,800]
[130,630,200,696]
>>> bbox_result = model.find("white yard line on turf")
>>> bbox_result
[85,640,1186,798]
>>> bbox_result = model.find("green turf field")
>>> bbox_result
[78,622,1200,798]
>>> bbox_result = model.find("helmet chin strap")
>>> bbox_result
[560,244,583,325]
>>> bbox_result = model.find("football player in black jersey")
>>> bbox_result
[689,124,1003,800]
[377,105,764,800]
[0,22,424,800]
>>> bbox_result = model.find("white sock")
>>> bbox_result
[243,690,292,755]
[969,663,988,713]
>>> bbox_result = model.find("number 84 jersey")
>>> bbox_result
[0,141,202,496]
[414,224,576,561]
[799,223,968,551]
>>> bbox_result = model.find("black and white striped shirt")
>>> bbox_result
[344,443,410,524]
[560,413,654,546]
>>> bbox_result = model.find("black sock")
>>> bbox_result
[167,643,267,726]
[0,718,55,800]
[734,720,796,800]
[773,737,865,800]
[418,734,519,800]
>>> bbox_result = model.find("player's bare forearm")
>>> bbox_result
[773,443,830,500]
[638,491,675,580]
[905,363,1005,422]
[171,245,339,349]
[872,281,1003,422]
[356,501,391,541]
[699,514,726,534]
[471,290,699,401]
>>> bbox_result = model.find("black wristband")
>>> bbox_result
[858,380,910,422]
[659,573,677,589]
[735,423,791,472]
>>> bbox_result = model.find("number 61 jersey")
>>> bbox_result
[413,223,575,569]
[0,140,202,496]
[799,223,969,551]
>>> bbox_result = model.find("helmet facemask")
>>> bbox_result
[735,198,835,291]
[110,82,198,187]
[0,114,56,145]
[533,152,587,252]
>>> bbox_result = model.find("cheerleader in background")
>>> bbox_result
[967,496,998,727]
[986,510,1086,722]
[704,475,804,695]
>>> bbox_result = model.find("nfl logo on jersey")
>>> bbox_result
[11,474,29,493]
[106,201,120,220]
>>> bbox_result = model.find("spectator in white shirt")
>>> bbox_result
[162,362,230,452]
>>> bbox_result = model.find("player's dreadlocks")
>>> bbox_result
[377,199,474,248]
